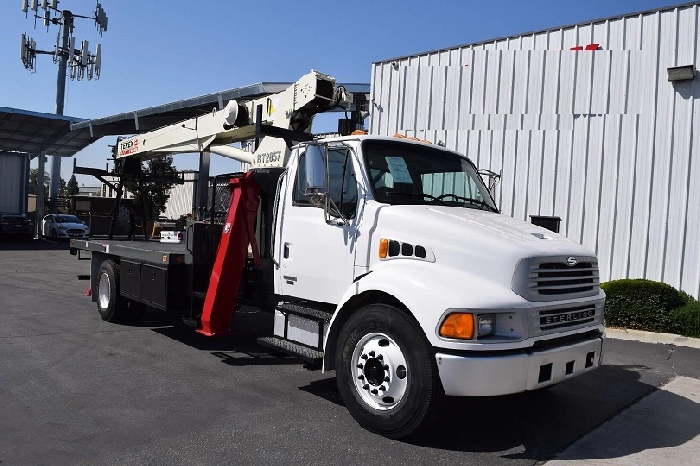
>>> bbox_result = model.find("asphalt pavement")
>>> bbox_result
[1,238,698,466]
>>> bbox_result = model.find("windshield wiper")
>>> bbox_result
[436,194,499,213]
[388,192,448,206]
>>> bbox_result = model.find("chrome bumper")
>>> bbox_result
[435,336,604,396]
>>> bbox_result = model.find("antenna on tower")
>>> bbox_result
[18,1,109,213]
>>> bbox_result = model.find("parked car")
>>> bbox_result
[42,214,89,240]
[0,214,34,241]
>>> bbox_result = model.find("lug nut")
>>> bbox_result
[379,385,386,391]
[362,384,369,390]
[384,377,390,382]
[357,363,363,369]
[383,365,389,371]
[357,375,364,380]
[371,389,378,394]
[361,354,368,360]
[377,354,383,360]
[369,351,375,357]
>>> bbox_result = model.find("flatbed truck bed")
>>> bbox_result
[71,238,185,265]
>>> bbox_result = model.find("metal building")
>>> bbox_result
[162,171,197,220]
[0,152,30,214]
[369,1,700,298]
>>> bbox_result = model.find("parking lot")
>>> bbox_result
[1,239,700,466]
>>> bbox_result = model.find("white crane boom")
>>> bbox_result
[115,70,352,168]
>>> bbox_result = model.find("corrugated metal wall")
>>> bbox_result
[0,153,29,214]
[162,171,197,219]
[370,3,700,298]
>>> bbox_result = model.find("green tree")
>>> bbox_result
[65,174,80,196]
[29,168,50,197]
[124,156,179,215]
[58,177,68,196]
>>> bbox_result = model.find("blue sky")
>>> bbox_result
[0,0,686,185]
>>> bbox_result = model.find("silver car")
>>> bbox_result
[42,214,89,240]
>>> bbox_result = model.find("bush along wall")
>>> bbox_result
[601,279,697,335]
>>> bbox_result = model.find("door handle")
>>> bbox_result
[283,243,290,259]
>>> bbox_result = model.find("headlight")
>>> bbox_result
[439,312,498,340]
[439,313,474,340]
[477,314,496,337]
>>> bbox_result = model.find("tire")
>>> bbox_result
[335,304,444,439]
[51,229,58,240]
[96,260,125,322]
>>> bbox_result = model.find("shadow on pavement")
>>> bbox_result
[149,308,301,366]
[404,364,685,462]
[554,379,700,461]
[299,364,688,462]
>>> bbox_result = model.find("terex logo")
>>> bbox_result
[119,138,139,157]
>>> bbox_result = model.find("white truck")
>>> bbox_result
[70,70,605,439]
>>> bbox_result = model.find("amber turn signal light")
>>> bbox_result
[378,238,389,258]
[439,313,475,340]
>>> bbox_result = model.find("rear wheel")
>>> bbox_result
[96,260,125,322]
[336,304,444,439]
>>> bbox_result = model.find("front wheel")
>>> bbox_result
[336,304,444,439]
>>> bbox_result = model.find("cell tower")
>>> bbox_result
[20,1,108,213]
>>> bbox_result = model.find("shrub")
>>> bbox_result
[601,279,688,332]
[670,301,700,338]
[679,290,697,305]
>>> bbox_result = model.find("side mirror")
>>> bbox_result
[303,144,328,208]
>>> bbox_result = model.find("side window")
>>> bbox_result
[328,149,358,218]
[292,149,358,218]
[293,153,309,205]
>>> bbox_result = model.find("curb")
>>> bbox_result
[605,327,700,349]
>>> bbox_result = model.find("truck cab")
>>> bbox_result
[267,134,604,437]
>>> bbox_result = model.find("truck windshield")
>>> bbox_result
[362,140,498,212]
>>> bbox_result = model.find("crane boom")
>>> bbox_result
[115,70,351,167]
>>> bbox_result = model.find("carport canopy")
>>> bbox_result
[0,107,97,158]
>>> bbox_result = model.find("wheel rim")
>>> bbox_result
[351,332,409,411]
[98,272,111,310]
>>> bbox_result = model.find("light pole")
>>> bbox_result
[21,0,107,215]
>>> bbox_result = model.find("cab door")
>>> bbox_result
[277,146,360,304]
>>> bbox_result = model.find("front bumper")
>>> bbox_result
[435,335,603,396]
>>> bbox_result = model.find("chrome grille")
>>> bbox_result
[530,262,598,296]
[513,256,600,302]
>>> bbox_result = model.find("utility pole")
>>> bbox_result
[21,0,108,215]
[51,9,72,206]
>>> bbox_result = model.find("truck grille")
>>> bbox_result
[513,256,600,302]
[530,262,598,296]
[531,302,602,336]
[537,304,597,331]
